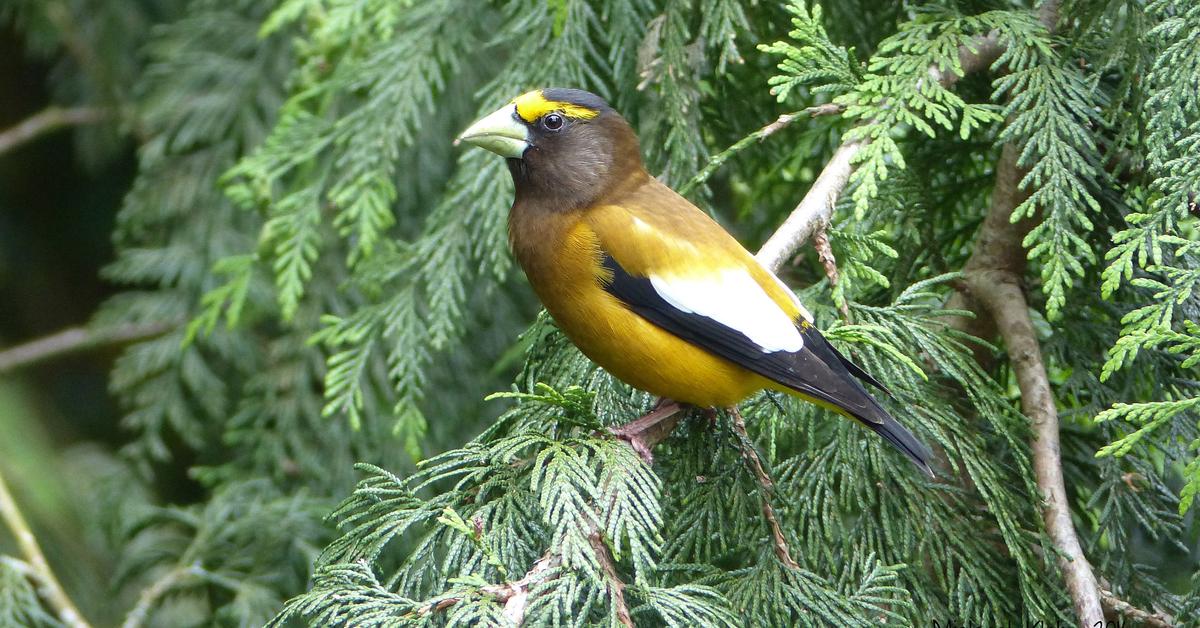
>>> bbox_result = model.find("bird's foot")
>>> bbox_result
[608,399,687,465]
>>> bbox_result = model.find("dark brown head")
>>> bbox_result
[456,88,644,209]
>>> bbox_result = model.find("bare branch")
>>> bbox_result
[966,271,1103,626]
[0,322,171,375]
[755,139,865,272]
[0,106,110,156]
[0,466,91,627]
[729,407,798,569]
[756,32,1004,274]
[120,566,191,628]
[1100,587,1175,628]
[588,532,633,628]
[811,227,850,321]
[957,142,1103,626]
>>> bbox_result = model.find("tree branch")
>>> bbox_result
[957,141,1103,626]
[0,106,110,156]
[729,407,798,569]
[0,465,91,628]
[965,272,1103,627]
[0,322,171,374]
[756,32,1003,274]
[1100,587,1175,628]
[120,565,192,628]
[945,4,1105,625]
[588,532,633,627]
[608,399,687,464]
[754,138,862,273]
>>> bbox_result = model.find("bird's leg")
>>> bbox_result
[727,405,797,569]
[608,398,687,465]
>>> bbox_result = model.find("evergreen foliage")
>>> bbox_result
[2,0,1199,625]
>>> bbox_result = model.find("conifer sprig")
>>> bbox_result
[4,0,1198,624]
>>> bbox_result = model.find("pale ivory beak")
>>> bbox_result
[454,103,529,158]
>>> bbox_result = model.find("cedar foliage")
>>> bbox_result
[1,0,1199,625]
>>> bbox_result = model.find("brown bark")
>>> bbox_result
[729,406,798,569]
[1100,586,1175,628]
[0,467,91,627]
[589,532,633,627]
[0,106,110,156]
[955,143,1104,626]
[0,322,172,374]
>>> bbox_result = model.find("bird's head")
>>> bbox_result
[455,88,642,207]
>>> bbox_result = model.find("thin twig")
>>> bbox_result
[728,407,798,569]
[120,565,191,628]
[678,103,846,196]
[0,465,91,628]
[811,227,850,321]
[0,322,171,375]
[0,106,110,156]
[755,32,1003,275]
[1100,587,1175,628]
[588,532,633,627]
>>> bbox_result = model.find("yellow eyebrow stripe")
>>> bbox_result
[513,90,599,122]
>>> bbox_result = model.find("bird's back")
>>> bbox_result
[589,175,813,325]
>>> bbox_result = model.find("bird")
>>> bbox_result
[456,87,932,475]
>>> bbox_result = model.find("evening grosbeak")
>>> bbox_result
[457,88,932,474]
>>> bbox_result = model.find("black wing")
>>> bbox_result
[600,252,931,473]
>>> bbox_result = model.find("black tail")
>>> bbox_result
[792,324,934,476]
[857,404,934,477]
[593,251,933,473]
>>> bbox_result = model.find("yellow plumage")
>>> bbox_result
[510,173,790,407]
[460,87,932,473]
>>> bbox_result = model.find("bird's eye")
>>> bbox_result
[542,113,565,131]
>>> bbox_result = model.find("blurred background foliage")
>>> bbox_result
[0,0,1197,625]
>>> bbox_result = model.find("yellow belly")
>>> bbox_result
[510,205,769,408]
[541,286,768,408]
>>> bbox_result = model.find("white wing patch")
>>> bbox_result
[648,270,804,353]
[765,270,814,323]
